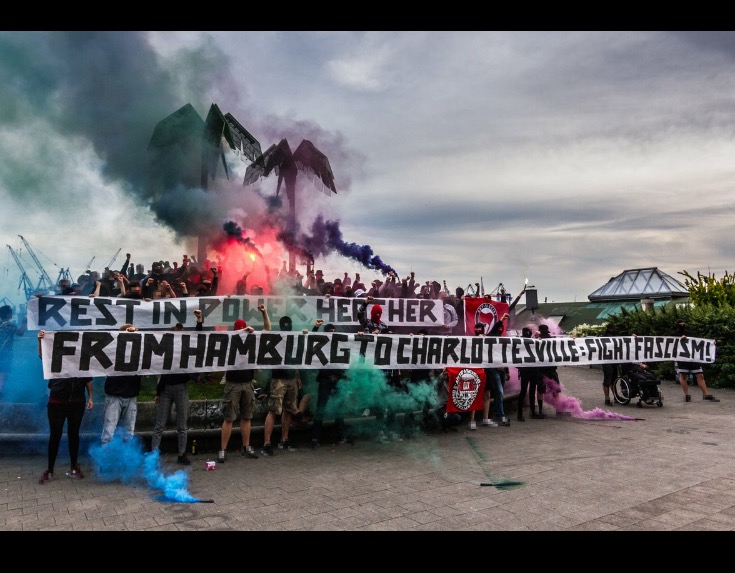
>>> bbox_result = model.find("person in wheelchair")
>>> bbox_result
[614,361,663,407]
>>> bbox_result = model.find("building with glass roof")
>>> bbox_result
[511,267,691,334]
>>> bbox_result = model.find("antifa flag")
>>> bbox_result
[446,367,486,413]
[463,297,509,335]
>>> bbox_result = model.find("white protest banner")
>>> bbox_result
[40,332,716,379]
[27,295,444,331]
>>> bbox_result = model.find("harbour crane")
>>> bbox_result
[18,235,55,293]
[6,245,35,301]
[103,248,122,270]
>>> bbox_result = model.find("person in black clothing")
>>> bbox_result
[140,258,188,299]
[37,330,93,483]
[310,320,351,449]
[674,319,719,402]
[150,317,197,465]
[516,326,542,421]
[100,323,143,444]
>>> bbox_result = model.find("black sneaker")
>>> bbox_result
[704,395,720,402]
[261,444,274,457]
[685,394,691,402]
[177,455,191,466]
[311,439,319,450]
[278,441,297,451]
[604,399,612,406]
[241,446,258,459]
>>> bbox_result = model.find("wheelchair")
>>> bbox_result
[612,363,663,408]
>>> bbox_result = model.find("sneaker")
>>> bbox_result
[604,399,612,406]
[278,441,297,451]
[311,439,319,450]
[704,395,720,402]
[377,431,389,443]
[177,455,191,466]
[481,419,498,427]
[338,437,354,445]
[217,450,226,463]
[390,432,404,442]
[66,467,84,479]
[38,470,53,484]
[261,444,274,457]
[241,446,258,459]
[468,421,477,430]
[685,394,691,402]
[500,417,511,427]
[531,412,546,419]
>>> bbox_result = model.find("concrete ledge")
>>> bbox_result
[0,392,520,455]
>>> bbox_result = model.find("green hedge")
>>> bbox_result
[603,303,734,389]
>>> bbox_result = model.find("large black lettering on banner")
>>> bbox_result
[39,332,717,379]
[27,295,444,331]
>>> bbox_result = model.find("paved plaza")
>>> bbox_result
[1,365,734,531]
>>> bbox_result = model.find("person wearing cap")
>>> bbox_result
[358,295,402,442]
[674,319,719,402]
[261,315,303,455]
[197,304,271,463]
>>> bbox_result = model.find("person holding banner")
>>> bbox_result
[37,330,93,483]
[150,318,197,466]
[100,323,143,445]
[674,319,719,402]
[213,304,271,463]
[310,320,351,449]
[262,315,303,456]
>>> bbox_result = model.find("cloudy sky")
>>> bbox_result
[1,31,734,307]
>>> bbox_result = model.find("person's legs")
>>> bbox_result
[492,373,506,421]
[219,382,240,460]
[517,376,529,421]
[240,383,257,457]
[120,397,138,441]
[602,364,615,403]
[263,379,285,455]
[150,390,173,451]
[311,379,331,444]
[66,402,86,470]
[172,384,189,456]
[101,396,123,444]
[279,378,299,446]
[678,371,691,400]
[46,403,66,475]
[695,372,719,400]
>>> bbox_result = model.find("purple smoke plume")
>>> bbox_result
[542,376,637,421]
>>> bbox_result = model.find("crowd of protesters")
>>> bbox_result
[22,251,546,481]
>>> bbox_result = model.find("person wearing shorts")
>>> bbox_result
[261,315,302,456]
[674,319,719,402]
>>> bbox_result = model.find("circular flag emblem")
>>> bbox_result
[451,368,482,411]
[474,302,500,335]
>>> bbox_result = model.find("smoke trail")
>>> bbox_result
[541,376,637,421]
[89,432,204,502]
[221,221,263,258]
[294,215,397,275]
[318,358,440,439]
